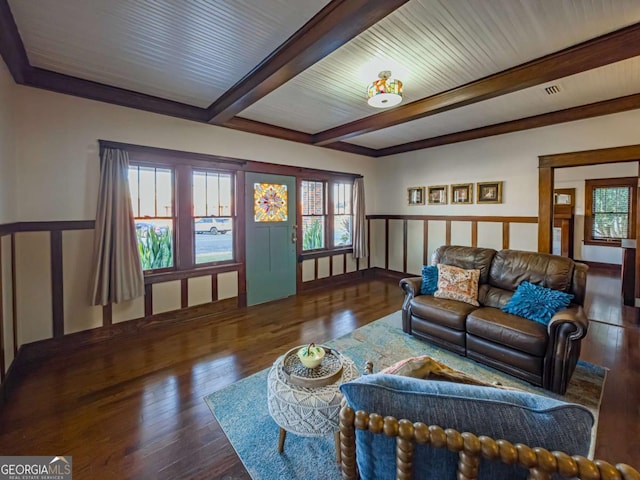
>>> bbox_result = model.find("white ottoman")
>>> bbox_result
[267,350,359,459]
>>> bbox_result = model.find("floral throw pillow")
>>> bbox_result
[434,263,480,306]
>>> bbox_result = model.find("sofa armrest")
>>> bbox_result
[399,277,422,334]
[548,305,588,340]
[544,305,589,394]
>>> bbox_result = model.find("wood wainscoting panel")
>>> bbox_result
[387,219,404,273]
[188,275,213,307]
[406,220,424,275]
[62,230,102,335]
[1,239,12,373]
[301,259,315,282]
[427,220,447,262]
[331,255,344,276]
[509,223,539,251]
[345,254,358,274]
[15,232,52,345]
[369,219,386,269]
[152,280,182,314]
[450,221,472,247]
[112,296,145,324]
[1,235,14,373]
[476,222,504,251]
[316,257,330,279]
[217,271,238,300]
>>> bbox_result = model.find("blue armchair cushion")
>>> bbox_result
[340,374,593,480]
[420,265,438,295]
[502,281,574,326]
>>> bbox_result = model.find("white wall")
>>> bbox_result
[8,83,375,347]
[13,85,376,221]
[0,60,16,223]
[371,110,640,218]
[555,162,638,264]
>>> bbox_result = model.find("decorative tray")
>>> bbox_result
[281,345,343,388]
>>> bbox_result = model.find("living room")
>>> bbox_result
[1,1,640,478]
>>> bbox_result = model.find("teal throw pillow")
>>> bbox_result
[502,281,574,326]
[421,265,439,295]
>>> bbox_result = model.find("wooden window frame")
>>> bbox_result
[584,177,637,247]
[128,157,240,278]
[301,179,328,252]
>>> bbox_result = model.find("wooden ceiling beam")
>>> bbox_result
[375,93,640,157]
[313,22,640,146]
[205,0,409,124]
[0,0,31,83]
[223,117,377,157]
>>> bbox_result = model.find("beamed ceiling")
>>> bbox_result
[2,0,640,157]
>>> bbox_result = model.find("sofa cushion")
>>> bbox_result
[503,281,574,325]
[420,265,439,295]
[432,245,496,284]
[340,374,593,480]
[467,307,548,356]
[411,295,478,330]
[434,264,480,306]
[489,249,574,293]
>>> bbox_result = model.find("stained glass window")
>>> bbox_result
[254,183,288,222]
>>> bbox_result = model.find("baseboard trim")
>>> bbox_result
[299,270,366,291]
[18,297,238,365]
[369,267,409,281]
[0,346,25,406]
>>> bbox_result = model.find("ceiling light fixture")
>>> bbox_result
[367,70,403,108]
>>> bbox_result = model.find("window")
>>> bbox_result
[333,182,352,247]
[193,171,234,264]
[128,161,236,274]
[585,177,637,246]
[301,180,326,251]
[301,179,354,252]
[129,165,174,271]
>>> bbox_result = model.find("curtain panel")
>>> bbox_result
[89,147,144,305]
[352,177,368,259]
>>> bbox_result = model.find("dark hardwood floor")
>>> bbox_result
[0,270,638,479]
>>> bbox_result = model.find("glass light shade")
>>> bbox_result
[367,77,403,108]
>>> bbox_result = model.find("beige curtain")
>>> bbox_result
[89,147,144,305]
[352,177,368,259]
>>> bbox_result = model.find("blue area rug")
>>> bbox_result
[204,311,606,480]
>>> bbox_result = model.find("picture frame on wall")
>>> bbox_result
[451,183,473,204]
[407,186,425,205]
[427,185,448,205]
[477,181,503,204]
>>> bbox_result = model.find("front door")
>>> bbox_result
[245,173,297,306]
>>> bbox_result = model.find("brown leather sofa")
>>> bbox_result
[400,245,589,394]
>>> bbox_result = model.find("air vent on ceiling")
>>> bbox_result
[544,85,561,95]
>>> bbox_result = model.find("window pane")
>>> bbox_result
[302,216,325,250]
[254,183,288,222]
[193,171,207,217]
[138,167,156,217]
[134,219,174,270]
[334,215,352,246]
[194,217,233,263]
[592,186,631,240]
[128,167,139,216]
[156,168,173,216]
[302,181,325,215]
[333,183,352,215]
[206,173,220,216]
[219,174,232,216]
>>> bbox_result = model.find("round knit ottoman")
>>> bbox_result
[267,350,359,460]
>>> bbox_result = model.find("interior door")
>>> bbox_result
[245,172,297,306]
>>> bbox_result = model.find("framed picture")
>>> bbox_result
[451,183,473,204]
[427,185,448,205]
[477,181,503,204]
[407,186,425,205]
